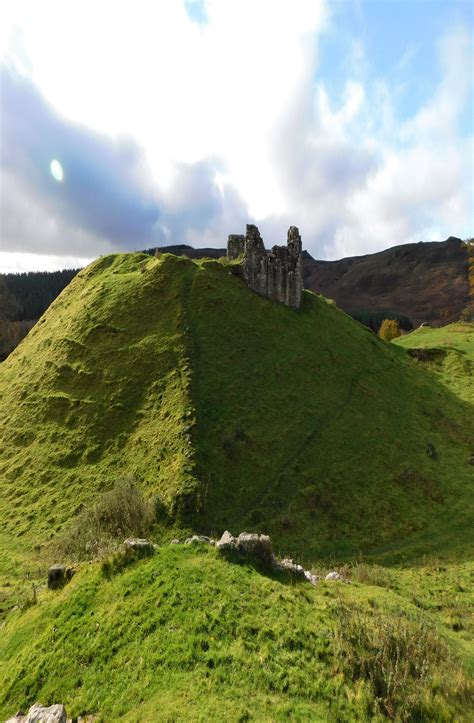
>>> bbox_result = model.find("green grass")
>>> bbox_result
[0,545,472,722]
[394,322,474,403]
[0,252,473,720]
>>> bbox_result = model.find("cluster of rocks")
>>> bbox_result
[215,531,320,585]
[5,703,95,723]
[178,530,350,586]
[227,224,303,309]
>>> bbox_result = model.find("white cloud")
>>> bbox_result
[0,251,92,273]
[1,1,472,270]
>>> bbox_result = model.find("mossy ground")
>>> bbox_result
[0,253,472,719]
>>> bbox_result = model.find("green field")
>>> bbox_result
[0,253,472,720]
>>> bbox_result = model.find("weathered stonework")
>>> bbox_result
[227,234,245,260]
[227,224,303,309]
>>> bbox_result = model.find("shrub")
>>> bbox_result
[378,318,401,341]
[350,309,413,333]
[51,477,154,562]
[332,602,471,719]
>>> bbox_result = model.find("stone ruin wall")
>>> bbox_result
[227,224,303,309]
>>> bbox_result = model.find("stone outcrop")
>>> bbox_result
[227,224,303,309]
[184,535,214,545]
[6,703,67,723]
[216,531,319,585]
[123,538,155,553]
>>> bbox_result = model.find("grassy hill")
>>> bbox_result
[0,252,472,561]
[0,252,473,720]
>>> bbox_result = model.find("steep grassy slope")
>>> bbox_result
[185,261,473,560]
[0,253,472,565]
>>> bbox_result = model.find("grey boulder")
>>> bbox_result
[47,565,74,590]
[184,535,214,545]
[6,703,67,723]
[236,532,275,563]
[123,538,155,553]
[325,571,350,583]
[216,530,238,551]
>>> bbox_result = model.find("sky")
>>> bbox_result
[0,0,473,273]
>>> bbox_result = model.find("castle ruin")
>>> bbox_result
[227,224,303,309]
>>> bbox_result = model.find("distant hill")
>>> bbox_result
[0,237,469,360]
[304,237,469,328]
[148,239,469,330]
[147,237,470,328]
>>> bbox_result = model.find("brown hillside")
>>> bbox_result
[303,236,469,327]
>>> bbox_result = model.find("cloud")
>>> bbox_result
[0,65,249,258]
[263,20,473,259]
[1,66,160,255]
[0,2,472,271]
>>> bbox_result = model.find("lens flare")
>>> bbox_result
[50,159,64,182]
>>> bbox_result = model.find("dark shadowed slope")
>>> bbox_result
[304,237,469,327]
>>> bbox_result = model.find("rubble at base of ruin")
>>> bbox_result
[227,224,303,309]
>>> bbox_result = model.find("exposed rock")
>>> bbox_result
[184,535,214,545]
[47,565,74,590]
[236,532,275,564]
[216,530,238,551]
[216,531,319,585]
[123,538,155,553]
[303,570,320,586]
[273,557,320,586]
[275,557,305,575]
[325,571,350,583]
[6,703,67,722]
[170,539,180,545]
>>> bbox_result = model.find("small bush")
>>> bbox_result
[332,602,471,719]
[51,477,154,562]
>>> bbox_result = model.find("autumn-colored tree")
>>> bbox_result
[378,318,401,341]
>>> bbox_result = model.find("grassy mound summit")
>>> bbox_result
[0,252,473,720]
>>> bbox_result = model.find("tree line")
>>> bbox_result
[0,269,80,359]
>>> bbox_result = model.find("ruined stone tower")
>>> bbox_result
[227,224,303,309]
